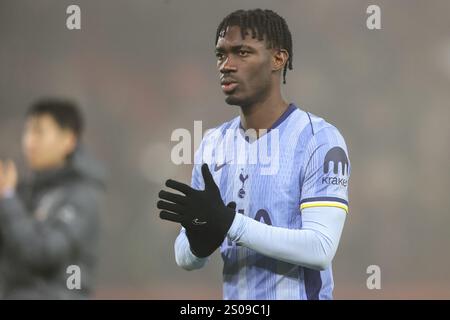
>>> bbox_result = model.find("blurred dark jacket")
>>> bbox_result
[0,148,105,299]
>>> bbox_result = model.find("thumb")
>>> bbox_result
[201,163,217,190]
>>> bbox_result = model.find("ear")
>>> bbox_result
[61,130,78,157]
[272,49,289,72]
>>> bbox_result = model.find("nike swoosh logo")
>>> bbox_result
[192,218,207,226]
[214,162,229,172]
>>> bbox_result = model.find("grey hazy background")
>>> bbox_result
[1,0,449,299]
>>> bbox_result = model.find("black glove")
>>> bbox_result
[184,201,236,258]
[157,163,236,258]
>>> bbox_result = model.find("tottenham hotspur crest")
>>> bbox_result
[238,169,249,199]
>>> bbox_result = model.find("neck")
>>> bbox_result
[239,88,289,133]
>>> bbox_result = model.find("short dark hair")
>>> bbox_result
[216,9,293,84]
[27,98,84,139]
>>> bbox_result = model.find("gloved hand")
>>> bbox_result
[157,163,236,258]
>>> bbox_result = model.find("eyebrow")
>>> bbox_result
[215,44,255,53]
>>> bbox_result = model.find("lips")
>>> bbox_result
[221,79,238,94]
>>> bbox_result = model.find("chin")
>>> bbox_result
[28,162,43,171]
[27,159,47,171]
[224,94,249,107]
[224,96,238,106]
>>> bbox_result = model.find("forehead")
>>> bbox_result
[216,25,267,49]
[26,114,59,130]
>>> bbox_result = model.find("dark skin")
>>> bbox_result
[215,25,290,135]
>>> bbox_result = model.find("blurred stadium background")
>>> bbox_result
[1,0,449,299]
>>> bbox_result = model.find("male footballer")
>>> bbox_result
[157,9,351,300]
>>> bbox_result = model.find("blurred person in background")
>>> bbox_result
[0,98,105,299]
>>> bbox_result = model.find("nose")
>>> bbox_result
[219,56,237,74]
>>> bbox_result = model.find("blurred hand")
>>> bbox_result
[0,160,18,198]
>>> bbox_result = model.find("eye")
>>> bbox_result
[238,50,249,57]
[216,52,224,60]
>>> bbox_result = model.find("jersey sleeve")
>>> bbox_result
[300,125,351,213]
